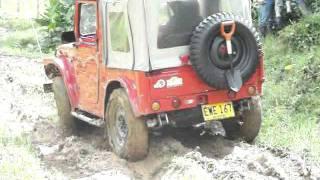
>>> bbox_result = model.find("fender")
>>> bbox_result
[103,77,141,118]
[43,57,79,108]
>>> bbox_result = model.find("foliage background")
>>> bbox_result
[259,8,320,158]
[306,0,320,13]
[35,0,74,53]
[279,14,320,51]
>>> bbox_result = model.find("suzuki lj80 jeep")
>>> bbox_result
[43,0,264,161]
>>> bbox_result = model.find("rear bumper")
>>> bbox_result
[166,97,250,127]
[148,84,260,115]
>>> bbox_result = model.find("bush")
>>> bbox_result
[0,18,33,30]
[306,0,320,13]
[36,0,74,53]
[0,29,38,52]
[293,49,320,114]
[279,13,320,51]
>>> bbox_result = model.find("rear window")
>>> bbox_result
[157,0,251,49]
[157,0,202,49]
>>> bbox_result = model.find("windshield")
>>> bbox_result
[157,0,251,49]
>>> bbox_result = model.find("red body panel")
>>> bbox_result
[144,60,264,114]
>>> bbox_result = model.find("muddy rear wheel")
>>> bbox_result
[52,76,77,135]
[223,97,262,142]
[239,96,262,142]
[106,89,149,161]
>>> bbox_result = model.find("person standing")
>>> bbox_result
[257,0,275,37]
[274,0,284,28]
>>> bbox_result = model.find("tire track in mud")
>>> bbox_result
[1,54,320,180]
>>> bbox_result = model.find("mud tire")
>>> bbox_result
[239,96,262,142]
[52,76,77,135]
[190,12,261,89]
[223,97,262,142]
[106,89,149,161]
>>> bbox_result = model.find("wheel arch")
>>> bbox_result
[43,58,78,107]
[103,78,140,120]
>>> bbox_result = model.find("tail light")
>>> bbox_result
[197,95,208,105]
[172,98,181,109]
[248,86,257,96]
[152,101,161,111]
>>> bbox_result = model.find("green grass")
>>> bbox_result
[0,18,47,58]
[0,18,33,30]
[257,36,320,160]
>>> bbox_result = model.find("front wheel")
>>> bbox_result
[106,89,149,161]
[52,76,78,136]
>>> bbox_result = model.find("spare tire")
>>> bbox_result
[190,13,261,89]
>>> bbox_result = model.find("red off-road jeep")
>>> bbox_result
[44,0,264,161]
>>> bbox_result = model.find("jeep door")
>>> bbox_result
[73,1,100,112]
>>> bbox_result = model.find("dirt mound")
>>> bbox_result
[157,142,320,179]
[1,54,320,179]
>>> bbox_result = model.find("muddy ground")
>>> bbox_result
[1,54,320,180]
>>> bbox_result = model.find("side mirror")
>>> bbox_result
[61,31,76,43]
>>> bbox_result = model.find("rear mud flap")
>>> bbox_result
[225,69,243,92]
[43,83,53,93]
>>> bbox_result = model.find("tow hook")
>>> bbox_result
[43,83,53,93]
[238,99,251,113]
[238,121,244,126]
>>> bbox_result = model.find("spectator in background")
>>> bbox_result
[274,0,284,28]
[274,0,310,28]
[257,0,274,37]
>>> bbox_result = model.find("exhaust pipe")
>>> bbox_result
[146,113,170,129]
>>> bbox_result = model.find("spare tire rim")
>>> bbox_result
[209,36,244,70]
[114,107,128,147]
